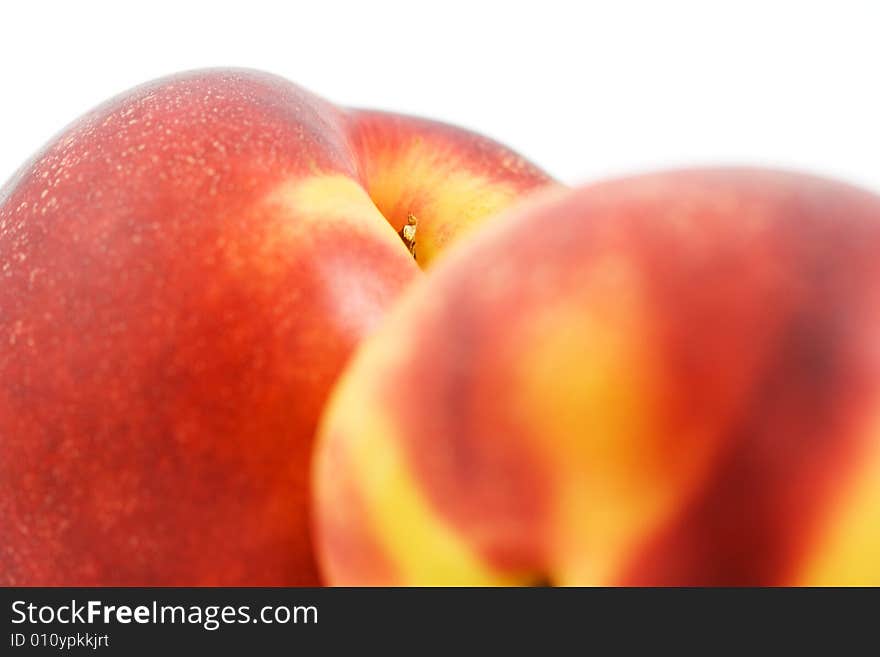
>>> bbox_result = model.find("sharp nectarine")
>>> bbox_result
[0,68,554,585]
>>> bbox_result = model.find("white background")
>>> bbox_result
[2,0,879,191]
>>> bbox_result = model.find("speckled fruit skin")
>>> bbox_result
[314,169,880,586]
[0,68,554,585]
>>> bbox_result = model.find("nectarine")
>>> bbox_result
[313,169,880,586]
[0,68,554,585]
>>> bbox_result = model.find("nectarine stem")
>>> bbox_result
[399,213,418,260]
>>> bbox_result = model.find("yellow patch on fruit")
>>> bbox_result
[798,409,880,585]
[267,174,402,245]
[320,303,531,586]
[360,139,525,267]
[511,255,722,585]
[348,412,525,585]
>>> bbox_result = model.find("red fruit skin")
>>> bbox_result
[0,69,420,585]
[0,67,554,586]
[313,169,880,586]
